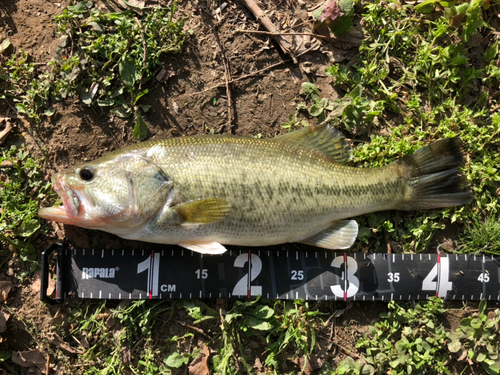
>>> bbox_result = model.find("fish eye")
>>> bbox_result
[79,167,94,181]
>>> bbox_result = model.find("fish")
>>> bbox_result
[38,124,473,254]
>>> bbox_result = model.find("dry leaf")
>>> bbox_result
[113,329,131,365]
[301,354,324,375]
[54,362,66,375]
[0,280,13,303]
[51,221,66,241]
[0,160,13,168]
[0,119,12,145]
[46,332,84,354]
[253,357,263,372]
[320,45,346,63]
[0,309,10,333]
[11,350,46,369]
[188,344,210,375]
[117,0,145,14]
[30,272,41,295]
[156,67,176,83]
[120,343,131,365]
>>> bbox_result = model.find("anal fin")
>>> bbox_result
[297,220,358,249]
[178,241,228,254]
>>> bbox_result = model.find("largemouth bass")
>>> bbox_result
[38,125,473,254]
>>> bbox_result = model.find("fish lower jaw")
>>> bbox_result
[38,206,69,222]
[38,206,98,228]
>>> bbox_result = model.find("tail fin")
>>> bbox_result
[398,138,473,210]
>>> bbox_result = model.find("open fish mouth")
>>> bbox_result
[38,174,82,224]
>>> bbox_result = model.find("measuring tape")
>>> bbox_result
[40,244,500,304]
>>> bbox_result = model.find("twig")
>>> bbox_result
[0,120,12,145]
[213,26,234,130]
[46,354,50,375]
[317,334,366,362]
[134,16,147,90]
[221,53,233,130]
[190,59,289,95]
[239,0,297,63]
[286,19,314,31]
[189,45,315,96]
[201,1,233,130]
[131,337,144,352]
[236,29,331,40]
[175,320,210,338]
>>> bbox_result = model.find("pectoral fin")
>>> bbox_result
[298,220,358,249]
[179,241,228,254]
[173,198,230,224]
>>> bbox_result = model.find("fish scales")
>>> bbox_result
[38,125,473,253]
[127,136,406,245]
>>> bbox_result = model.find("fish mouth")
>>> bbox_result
[38,174,85,225]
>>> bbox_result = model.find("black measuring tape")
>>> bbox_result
[40,244,500,304]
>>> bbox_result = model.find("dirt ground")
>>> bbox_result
[0,0,496,374]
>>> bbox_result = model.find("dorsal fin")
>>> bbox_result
[276,124,352,165]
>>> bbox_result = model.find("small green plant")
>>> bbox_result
[448,300,500,375]
[313,0,355,36]
[54,1,186,139]
[356,298,450,375]
[319,0,499,253]
[281,113,309,132]
[212,298,276,374]
[0,50,54,122]
[179,299,324,374]
[300,82,337,123]
[264,300,324,373]
[0,144,53,274]
[335,356,374,375]
[0,2,186,138]
[414,0,486,43]
[64,300,176,374]
[298,82,354,129]
[163,334,200,372]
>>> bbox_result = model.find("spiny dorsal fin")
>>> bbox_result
[173,198,231,224]
[277,124,352,165]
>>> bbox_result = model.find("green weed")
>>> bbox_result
[458,215,500,255]
[281,113,309,132]
[448,299,500,375]
[312,0,355,36]
[54,1,186,139]
[0,144,54,275]
[63,300,176,374]
[305,0,500,253]
[0,1,186,138]
[352,298,450,375]
[0,50,53,122]
[176,299,324,374]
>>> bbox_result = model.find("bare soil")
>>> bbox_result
[0,1,497,374]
